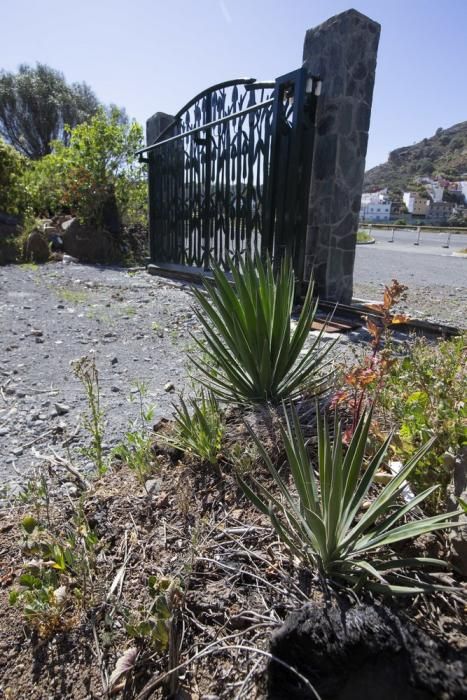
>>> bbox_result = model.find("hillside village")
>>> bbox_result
[360,177,467,225]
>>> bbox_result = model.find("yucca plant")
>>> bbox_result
[191,253,335,404]
[170,391,224,467]
[239,405,463,594]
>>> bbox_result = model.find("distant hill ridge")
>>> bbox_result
[364,121,467,193]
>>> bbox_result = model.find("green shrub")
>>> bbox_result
[191,254,335,405]
[24,108,147,226]
[379,335,467,511]
[0,138,28,215]
[357,230,374,243]
[240,405,462,594]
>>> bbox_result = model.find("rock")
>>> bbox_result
[111,385,120,393]
[111,356,118,365]
[61,218,118,263]
[144,478,161,494]
[446,446,467,575]
[164,382,175,392]
[268,601,467,700]
[54,403,70,416]
[61,482,79,497]
[12,447,23,456]
[25,230,49,263]
[62,254,79,264]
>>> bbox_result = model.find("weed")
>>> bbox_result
[9,507,99,636]
[169,391,225,469]
[332,279,408,442]
[17,469,51,523]
[71,355,106,474]
[57,287,90,305]
[126,575,183,651]
[19,262,38,272]
[122,305,137,317]
[112,381,156,483]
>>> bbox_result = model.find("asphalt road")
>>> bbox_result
[355,230,467,288]
[353,229,466,327]
[361,226,467,256]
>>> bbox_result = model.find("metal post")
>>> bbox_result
[414,227,421,246]
[442,232,452,249]
[388,228,395,243]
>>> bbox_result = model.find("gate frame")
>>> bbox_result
[137,69,320,289]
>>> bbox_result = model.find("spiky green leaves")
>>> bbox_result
[240,406,463,594]
[191,254,335,405]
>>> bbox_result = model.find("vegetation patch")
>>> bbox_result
[0,259,465,698]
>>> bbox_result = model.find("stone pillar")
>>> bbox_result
[146,112,174,147]
[145,112,174,262]
[302,9,380,303]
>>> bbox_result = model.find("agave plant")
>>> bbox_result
[239,405,463,593]
[190,253,335,405]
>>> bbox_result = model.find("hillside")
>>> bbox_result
[364,121,467,193]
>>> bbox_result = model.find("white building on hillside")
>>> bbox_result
[403,192,430,216]
[359,192,392,221]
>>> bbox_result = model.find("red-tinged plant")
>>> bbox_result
[331,280,408,442]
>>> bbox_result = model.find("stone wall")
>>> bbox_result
[302,9,380,303]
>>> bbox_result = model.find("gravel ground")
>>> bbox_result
[353,245,467,329]
[0,259,463,493]
[0,263,198,492]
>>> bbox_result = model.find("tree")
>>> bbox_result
[25,108,147,226]
[0,63,99,159]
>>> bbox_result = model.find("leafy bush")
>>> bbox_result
[240,405,462,594]
[0,138,28,215]
[24,107,147,227]
[191,254,335,405]
[379,335,467,511]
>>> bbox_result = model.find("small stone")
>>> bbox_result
[164,382,175,392]
[54,403,70,416]
[35,337,44,344]
[62,482,79,497]
[111,356,118,365]
[0,427,9,436]
[111,385,120,393]
[30,329,43,337]
[12,447,23,456]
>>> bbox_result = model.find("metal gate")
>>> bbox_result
[137,68,320,284]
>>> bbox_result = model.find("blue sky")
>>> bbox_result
[2,0,467,168]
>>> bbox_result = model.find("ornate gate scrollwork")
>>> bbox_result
[138,68,319,282]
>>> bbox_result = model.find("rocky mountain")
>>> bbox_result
[364,121,467,193]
